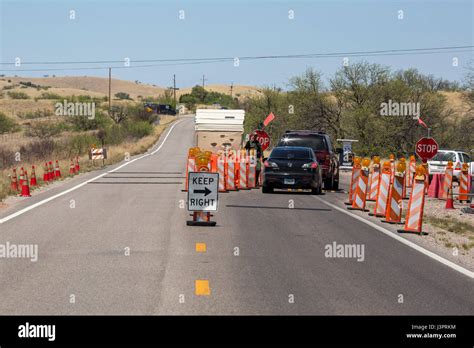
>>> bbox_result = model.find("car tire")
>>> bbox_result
[262,185,273,194]
[324,174,334,190]
[311,185,322,195]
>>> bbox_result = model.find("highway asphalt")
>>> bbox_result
[0,116,473,315]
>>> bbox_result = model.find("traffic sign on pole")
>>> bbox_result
[415,137,438,162]
[254,130,271,151]
[187,172,219,211]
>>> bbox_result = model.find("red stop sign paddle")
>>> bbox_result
[253,130,271,151]
[415,137,438,162]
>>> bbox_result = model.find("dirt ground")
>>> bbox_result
[338,170,474,270]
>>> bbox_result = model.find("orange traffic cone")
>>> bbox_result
[10,168,19,191]
[20,171,31,197]
[18,167,25,187]
[69,159,75,175]
[30,165,38,186]
[48,161,54,180]
[75,156,80,173]
[55,160,62,178]
[43,162,49,182]
[445,188,455,209]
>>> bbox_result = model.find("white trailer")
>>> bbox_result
[194,109,245,151]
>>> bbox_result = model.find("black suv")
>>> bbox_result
[277,130,339,190]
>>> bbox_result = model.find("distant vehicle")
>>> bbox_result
[262,146,323,194]
[427,150,471,181]
[144,103,176,115]
[277,130,339,190]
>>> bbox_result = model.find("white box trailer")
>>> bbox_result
[195,109,245,151]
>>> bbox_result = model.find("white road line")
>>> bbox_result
[315,196,474,279]
[0,119,185,225]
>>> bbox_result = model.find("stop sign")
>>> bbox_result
[415,137,438,162]
[253,130,271,151]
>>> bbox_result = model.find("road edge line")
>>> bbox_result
[0,119,184,224]
[315,197,474,279]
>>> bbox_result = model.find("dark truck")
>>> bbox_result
[144,103,176,115]
[277,130,339,190]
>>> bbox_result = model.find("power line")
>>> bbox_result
[0,46,472,72]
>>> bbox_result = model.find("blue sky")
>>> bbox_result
[0,0,472,88]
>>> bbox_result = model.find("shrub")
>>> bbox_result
[64,133,99,157]
[0,112,17,133]
[18,139,56,162]
[7,91,30,99]
[115,92,132,100]
[25,121,66,138]
[125,121,153,139]
[18,109,54,119]
[67,110,110,131]
[39,92,61,99]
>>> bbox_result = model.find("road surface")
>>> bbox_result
[0,116,473,315]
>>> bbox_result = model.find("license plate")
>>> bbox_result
[284,178,295,185]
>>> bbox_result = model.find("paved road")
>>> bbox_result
[0,116,473,315]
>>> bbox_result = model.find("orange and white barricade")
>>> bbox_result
[217,155,227,192]
[459,164,469,203]
[345,157,361,205]
[248,155,257,188]
[398,166,426,234]
[441,162,453,200]
[383,166,404,224]
[389,155,395,184]
[239,156,248,189]
[371,162,391,217]
[185,157,196,191]
[349,158,370,211]
[367,160,380,201]
[407,156,416,188]
[226,154,237,191]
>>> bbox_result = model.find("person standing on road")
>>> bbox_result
[245,133,263,187]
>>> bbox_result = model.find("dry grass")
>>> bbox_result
[0,116,176,202]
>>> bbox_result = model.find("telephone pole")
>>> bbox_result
[202,75,207,89]
[170,74,179,108]
[108,68,112,115]
[230,82,233,98]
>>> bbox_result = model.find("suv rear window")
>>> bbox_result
[278,134,327,151]
[461,153,471,163]
[270,148,312,160]
[431,152,456,162]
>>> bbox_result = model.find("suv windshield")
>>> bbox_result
[431,152,456,162]
[270,148,312,160]
[278,135,327,151]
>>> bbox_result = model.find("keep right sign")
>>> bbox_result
[415,137,439,162]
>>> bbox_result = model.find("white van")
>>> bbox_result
[428,150,471,181]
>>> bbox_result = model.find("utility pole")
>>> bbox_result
[230,82,233,98]
[170,74,179,109]
[202,74,207,89]
[108,68,112,115]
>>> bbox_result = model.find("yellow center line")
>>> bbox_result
[195,280,211,296]
[196,242,206,253]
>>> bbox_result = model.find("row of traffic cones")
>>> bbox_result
[8,157,81,198]
[43,160,62,182]
[9,167,33,197]
[69,157,80,175]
